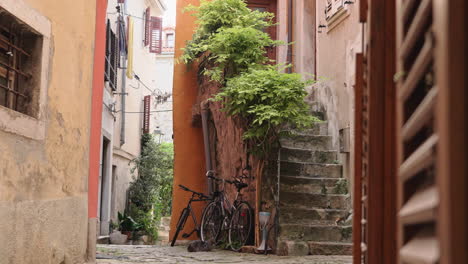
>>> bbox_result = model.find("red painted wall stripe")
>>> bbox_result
[88,0,108,218]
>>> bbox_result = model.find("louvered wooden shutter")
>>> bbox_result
[396,0,439,263]
[143,95,151,134]
[105,20,110,82]
[149,16,163,54]
[144,8,151,46]
[111,25,119,90]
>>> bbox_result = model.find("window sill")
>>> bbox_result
[326,7,350,33]
[0,106,46,140]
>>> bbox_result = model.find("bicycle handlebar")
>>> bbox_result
[178,184,210,199]
[207,174,235,185]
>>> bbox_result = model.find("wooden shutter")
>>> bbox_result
[149,16,163,54]
[143,95,151,134]
[105,20,110,82]
[144,7,151,46]
[396,0,439,263]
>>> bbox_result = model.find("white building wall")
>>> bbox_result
[149,0,175,142]
[99,0,166,230]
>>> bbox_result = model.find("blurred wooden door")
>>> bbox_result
[246,0,277,60]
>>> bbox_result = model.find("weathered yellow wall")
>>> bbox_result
[0,0,96,263]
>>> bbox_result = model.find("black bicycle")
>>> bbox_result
[200,171,253,251]
[170,184,211,247]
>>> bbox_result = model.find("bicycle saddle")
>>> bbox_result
[234,181,248,191]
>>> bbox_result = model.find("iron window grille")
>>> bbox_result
[0,7,40,116]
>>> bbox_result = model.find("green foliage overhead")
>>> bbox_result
[181,0,318,157]
[180,0,279,81]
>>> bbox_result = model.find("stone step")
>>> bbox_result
[281,162,342,178]
[281,176,349,195]
[282,121,328,136]
[309,101,326,121]
[311,111,326,121]
[280,135,333,150]
[280,191,350,209]
[157,230,169,241]
[97,235,110,244]
[281,147,338,164]
[280,224,352,243]
[280,207,350,224]
[308,241,353,255]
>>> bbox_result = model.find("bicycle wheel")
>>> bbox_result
[171,208,189,247]
[228,201,253,251]
[200,202,223,243]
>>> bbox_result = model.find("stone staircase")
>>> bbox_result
[277,108,352,256]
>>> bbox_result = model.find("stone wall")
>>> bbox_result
[192,75,259,210]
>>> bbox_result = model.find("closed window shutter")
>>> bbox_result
[144,7,151,46]
[143,95,151,134]
[104,20,110,82]
[149,16,162,54]
[396,0,439,263]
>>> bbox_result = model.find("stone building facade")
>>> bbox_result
[0,0,96,262]
[98,0,166,237]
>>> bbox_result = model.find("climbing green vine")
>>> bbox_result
[182,0,319,157]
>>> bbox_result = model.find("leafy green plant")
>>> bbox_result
[117,211,141,232]
[214,66,319,155]
[127,134,174,241]
[181,0,318,157]
[180,0,279,82]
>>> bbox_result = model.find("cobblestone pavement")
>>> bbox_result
[96,245,352,264]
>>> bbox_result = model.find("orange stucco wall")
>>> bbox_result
[170,0,207,240]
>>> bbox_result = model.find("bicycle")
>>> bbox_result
[170,184,211,247]
[200,171,253,251]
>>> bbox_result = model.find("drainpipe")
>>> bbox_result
[287,0,293,73]
[201,100,213,194]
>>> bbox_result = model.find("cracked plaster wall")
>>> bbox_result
[0,0,96,263]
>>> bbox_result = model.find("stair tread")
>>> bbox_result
[282,223,352,228]
[280,146,337,153]
[282,160,341,165]
[280,191,349,197]
[281,175,344,181]
[308,241,353,245]
[281,206,349,212]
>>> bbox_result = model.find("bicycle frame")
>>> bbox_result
[213,179,245,229]
[183,192,211,238]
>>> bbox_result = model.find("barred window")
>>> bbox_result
[0,7,42,117]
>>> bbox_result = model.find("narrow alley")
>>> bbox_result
[96,245,352,264]
[0,0,466,263]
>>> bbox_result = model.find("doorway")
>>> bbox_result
[98,137,112,236]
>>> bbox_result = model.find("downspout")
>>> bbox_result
[287,0,293,73]
[201,100,213,194]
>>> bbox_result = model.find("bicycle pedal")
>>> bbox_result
[182,233,190,238]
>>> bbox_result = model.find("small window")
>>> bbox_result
[166,33,174,48]
[325,0,344,20]
[0,6,43,117]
